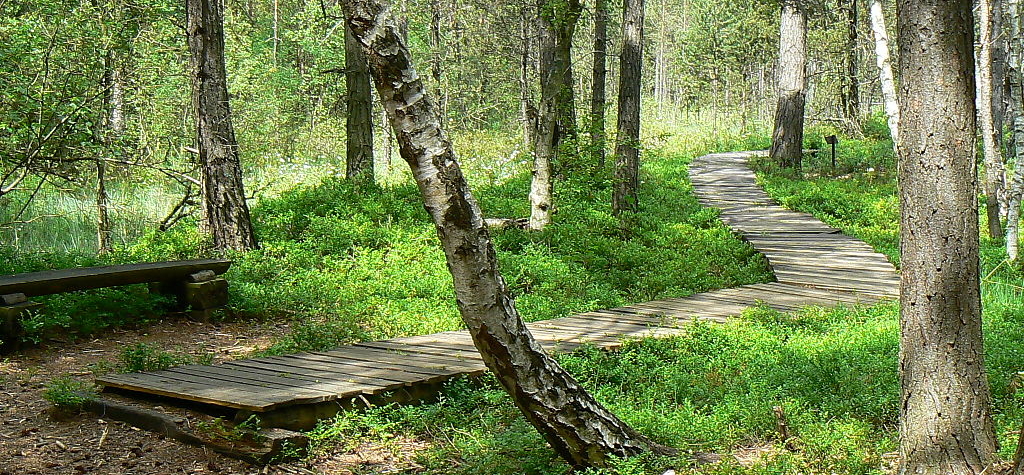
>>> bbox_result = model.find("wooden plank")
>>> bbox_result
[269,352,460,378]
[0,259,232,297]
[316,347,486,373]
[162,365,361,397]
[355,341,484,361]
[222,360,411,390]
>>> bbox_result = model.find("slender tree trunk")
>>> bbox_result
[520,5,538,152]
[345,26,374,183]
[613,0,644,215]
[96,53,123,255]
[870,0,900,153]
[340,0,676,467]
[590,0,608,167]
[530,30,555,231]
[842,0,861,133]
[429,0,446,128]
[895,0,998,471]
[978,0,1007,239]
[1004,0,1024,260]
[769,0,808,168]
[529,0,582,230]
[186,0,258,251]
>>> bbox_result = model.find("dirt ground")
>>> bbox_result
[0,318,425,475]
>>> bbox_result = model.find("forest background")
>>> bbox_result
[3,0,1024,473]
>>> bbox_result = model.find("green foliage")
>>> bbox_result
[43,376,98,410]
[117,342,208,373]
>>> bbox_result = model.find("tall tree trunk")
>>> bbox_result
[97,53,123,255]
[870,0,900,153]
[613,0,644,215]
[186,0,258,251]
[1004,0,1024,260]
[769,0,808,168]
[520,4,538,153]
[429,0,446,128]
[978,0,1007,239]
[590,0,608,167]
[345,26,374,183]
[529,0,582,230]
[339,0,676,467]
[895,0,998,471]
[842,0,861,133]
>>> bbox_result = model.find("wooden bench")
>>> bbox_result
[0,259,232,352]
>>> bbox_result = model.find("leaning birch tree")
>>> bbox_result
[339,0,676,467]
[896,0,998,471]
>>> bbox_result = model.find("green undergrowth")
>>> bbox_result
[1,123,773,351]
[301,301,1024,474]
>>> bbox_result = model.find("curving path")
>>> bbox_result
[96,151,900,429]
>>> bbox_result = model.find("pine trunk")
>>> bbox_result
[870,0,900,152]
[769,0,808,168]
[895,0,998,471]
[978,0,1006,239]
[186,0,258,251]
[340,0,676,467]
[1005,0,1024,260]
[612,0,644,215]
[590,0,608,167]
[345,26,374,183]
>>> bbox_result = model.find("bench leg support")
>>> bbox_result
[0,299,44,353]
[184,278,230,323]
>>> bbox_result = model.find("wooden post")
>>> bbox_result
[0,293,43,353]
[184,271,229,322]
[825,134,838,169]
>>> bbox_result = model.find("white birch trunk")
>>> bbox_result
[977,0,1007,239]
[1005,0,1024,259]
[869,0,900,153]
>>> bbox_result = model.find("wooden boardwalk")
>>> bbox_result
[96,151,899,422]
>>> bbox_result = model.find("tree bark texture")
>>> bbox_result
[590,0,608,167]
[769,0,808,168]
[613,0,644,216]
[96,52,124,255]
[842,0,861,133]
[870,0,901,152]
[895,0,998,471]
[1004,0,1024,260]
[977,0,1007,239]
[339,0,675,467]
[186,0,258,251]
[530,0,582,230]
[345,26,374,183]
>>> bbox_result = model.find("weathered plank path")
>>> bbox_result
[96,151,898,425]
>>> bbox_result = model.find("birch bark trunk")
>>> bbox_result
[340,0,676,467]
[870,0,900,153]
[977,0,1007,239]
[1004,0,1024,259]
